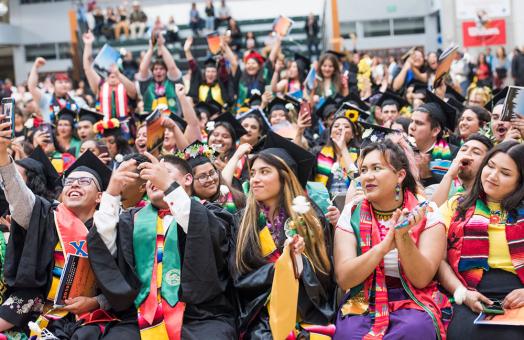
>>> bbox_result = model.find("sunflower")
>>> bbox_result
[345,109,359,122]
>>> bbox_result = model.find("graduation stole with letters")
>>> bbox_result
[47,204,89,302]
[99,82,128,120]
[133,204,185,340]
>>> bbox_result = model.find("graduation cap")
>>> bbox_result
[445,85,466,104]
[446,96,465,113]
[334,102,370,123]
[344,92,371,111]
[195,100,222,117]
[177,140,218,169]
[78,108,104,124]
[421,89,457,132]
[375,91,408,110]
[237,107,272,134]
[358,121,399,147]
[268,96,299,114]
[409,82,428,96]
[56,107,77,125]
[247,89,263,107]
[62,150,112,191]
[315,96,340,120]
[484,86,508,112]
[16,146,60,191]
[325,50,346,60]
[259,130,315,187]
[210,112,247,140]
[203,56,217,69]
[135,111,188,132]
[293,53,311,79]
[283,94,301,111]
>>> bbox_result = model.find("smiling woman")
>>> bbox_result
[439,141,524,339]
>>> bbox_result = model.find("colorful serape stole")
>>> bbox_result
[429,139,452,176]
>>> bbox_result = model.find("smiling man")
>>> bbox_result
[0,118,137,338]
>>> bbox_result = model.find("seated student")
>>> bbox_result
[207,113,247,171]
[431,133,493,206]
[456,106,491,142]
[88,154,237,339]
[334,140,450,340]
[231,131,335,339]
[177,141,245,213]
[439,140,524,340]
[374,91,409,126]
[0,129,136,338]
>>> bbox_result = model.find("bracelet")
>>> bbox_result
[453,286,467,305]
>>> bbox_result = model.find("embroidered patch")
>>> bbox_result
[164,269,181,286]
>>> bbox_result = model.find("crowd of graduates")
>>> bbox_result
[0,15,524,340]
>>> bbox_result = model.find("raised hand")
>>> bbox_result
[34,57,46,69]
[183,36,194,51]
[138,152,173,191]
[106,159,140,196]
[82,31,95,45]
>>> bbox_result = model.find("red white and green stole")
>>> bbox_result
[134,204,185,339]
[449,199,524,288]
[99,82,128,120]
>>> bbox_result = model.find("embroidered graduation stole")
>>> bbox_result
[47,204,89,302]
[134,204,185,340]
[144,80,178,113]
[314,145,356,188]
[50,152,76,176]
[99,82,128,120]
[450,200,524,287]
[430,139,452,176]
[234,156,247,180]
[49,94,77,122]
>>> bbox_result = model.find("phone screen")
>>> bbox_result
[0,98,15,139]
[37,123,54,145]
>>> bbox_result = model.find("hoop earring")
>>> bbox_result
[395,184,401,201]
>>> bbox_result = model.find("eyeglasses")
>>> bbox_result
[195,169,219,184]
[63,177,100,190]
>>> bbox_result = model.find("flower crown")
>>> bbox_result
[93,118,120,134]
[175,143,217,161]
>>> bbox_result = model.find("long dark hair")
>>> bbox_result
[359,139,419,195]
[326,116,360,151]
[457,141,524,219]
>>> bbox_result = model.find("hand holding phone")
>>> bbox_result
[0,98,15,140]
[395,201,429,230]
[482,300,505,315]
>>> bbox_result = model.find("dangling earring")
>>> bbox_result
[395,184,401,201]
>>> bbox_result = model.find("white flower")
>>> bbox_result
[115,154,124,163]
[370,134,378,143]
[24,118,34,129]
[292,196,311,215]
[285,103,295,111]
[251,89,261,96]
[206,121,215,132]
[220,185,230,196]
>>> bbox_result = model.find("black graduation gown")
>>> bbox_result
[229,208,336,339]
[87,200,237,339]
[2,196,138,339]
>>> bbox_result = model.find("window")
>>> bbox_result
[362,19,391,38]
[57,42,71,59]
[393,17,425,35]
[25,43,56,61]
[340,21,357,36]
[21,0,68,4]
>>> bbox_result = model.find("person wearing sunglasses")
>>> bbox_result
[0,117,133,338]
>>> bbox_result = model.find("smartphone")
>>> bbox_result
[97,142,109,155]
[482,301,505,315]
[37,123,54,145]
[264,85,272,94]
[395,201,429,229]
[0,98,15,139]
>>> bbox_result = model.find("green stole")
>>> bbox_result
[133,204,181,307]
[144,80,178,113]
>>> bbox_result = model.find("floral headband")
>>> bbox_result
[93,118,120,134]
[175,143,217,161]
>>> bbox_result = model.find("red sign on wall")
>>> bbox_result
[462,19,506,47]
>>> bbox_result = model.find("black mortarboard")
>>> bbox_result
[237,107,272,134]
[445,85,466,104]
[195,100,222,117]
[16,146,60,191]
[326,50,346,60]
[334,102,370,122]
[446,96,465,113]
[484,86,508,112]
[268,97,289,113]
[316,96,340,120]
[169,112,188,132]
[375,91,408,110]
[260,130,315,187]
[283,94,301,111]
[358,121,398,148]
[203,56,217,68]
[56,107,76,125]
[410,82,428,96]
[62,150,112,191]
[294,53,311,69]
[247,90,263,107]
[78,108,104,124]
[421,89,457,131]
[212,112,247,140]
